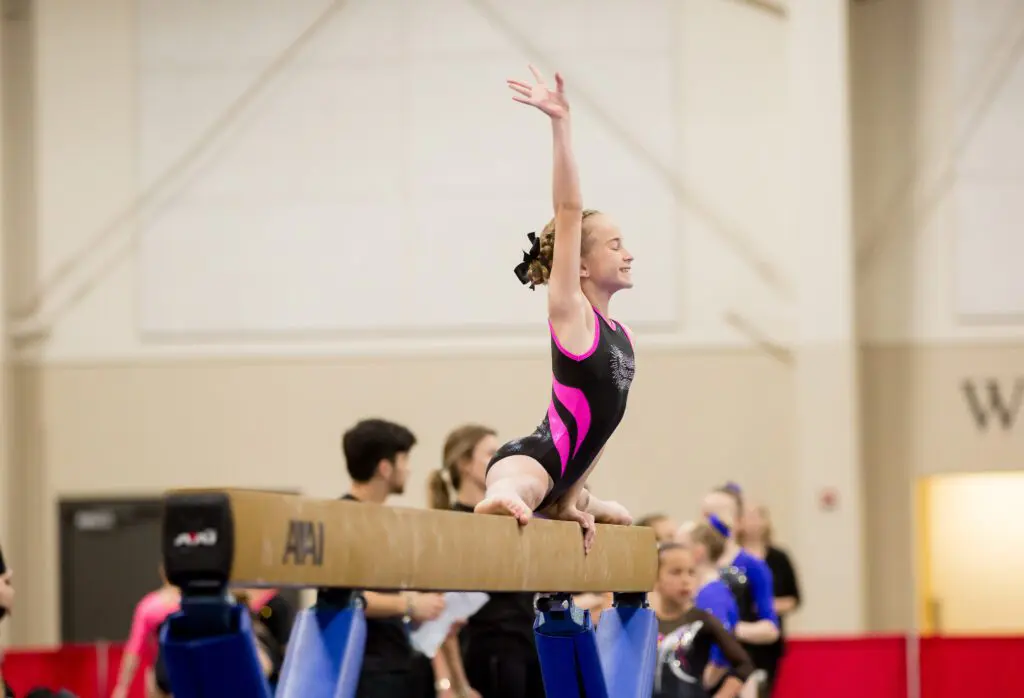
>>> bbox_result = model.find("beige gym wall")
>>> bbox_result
[3,0,1023,646]
[855,0,1024,631]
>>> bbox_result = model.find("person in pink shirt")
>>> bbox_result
[110,571,180,698]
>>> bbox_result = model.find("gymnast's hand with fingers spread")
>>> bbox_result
[507,64,570,120]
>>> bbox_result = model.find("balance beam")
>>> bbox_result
[162,488,658,593]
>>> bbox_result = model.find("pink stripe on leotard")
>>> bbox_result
[548,377,592,473]
[547,400,570,472]
[553,379,591,459]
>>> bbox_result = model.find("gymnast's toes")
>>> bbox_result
[475,496,532,525]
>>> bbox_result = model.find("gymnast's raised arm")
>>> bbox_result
[508,66,592,353]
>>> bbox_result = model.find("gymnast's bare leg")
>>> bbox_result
[573,485,633,526]
[474,455,552,525]
[477,450,632,553]
[477,455,600,552]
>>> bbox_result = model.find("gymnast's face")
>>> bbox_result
[580,214,633,292]
[657,547,696,604]
[459,433,498,489]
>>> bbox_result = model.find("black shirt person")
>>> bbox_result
[427,424,545,698]
[340,419,446,698]
[739,503,801,694]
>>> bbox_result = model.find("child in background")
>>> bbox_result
[650,543,753,698]
[683,519,745,695]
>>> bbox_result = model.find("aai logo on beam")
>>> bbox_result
[282,519,325,566]
[961,378,1024,431]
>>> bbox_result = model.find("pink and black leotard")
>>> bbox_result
[487,306,635,510]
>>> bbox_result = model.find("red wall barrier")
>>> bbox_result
[2,644,145,698]
[777,636,908,698]
[919,636,1024,698]
[2,634,1023,697]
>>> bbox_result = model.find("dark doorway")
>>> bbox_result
[59,495,304,644]
[59,498,165,643]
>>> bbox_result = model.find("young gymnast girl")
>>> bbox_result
[701,489,779,645]
[475,66,636,550]
[651,543,753,698]
[684,518,747,696]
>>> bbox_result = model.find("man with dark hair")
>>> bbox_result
[342,418,418,497]
[339,419,447,698]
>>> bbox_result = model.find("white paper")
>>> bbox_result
[408,592,490,658]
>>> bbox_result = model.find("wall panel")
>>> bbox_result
[135,0,679,337]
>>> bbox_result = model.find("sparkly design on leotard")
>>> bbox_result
[609,343,635,391]
[488,306,635,510]
[654,608,755,698]
[657,620,705,689]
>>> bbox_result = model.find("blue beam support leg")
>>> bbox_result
[159,594,272,698]
[276,588,367,698]
[534,594,610,698]
[595,592,658,698]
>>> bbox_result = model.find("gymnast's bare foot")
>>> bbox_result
[475,495,532,525]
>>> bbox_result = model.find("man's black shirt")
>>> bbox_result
[341,493,414,673]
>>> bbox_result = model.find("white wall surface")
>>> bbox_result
[854,0,1024,343]
[24,0,795,362]
[23,0,1024,362]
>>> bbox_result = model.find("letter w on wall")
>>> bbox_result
[961,378,1024,431]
